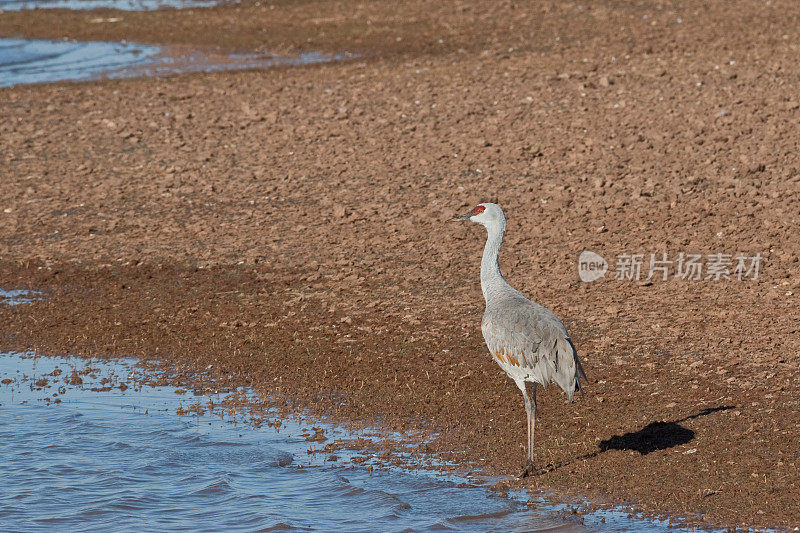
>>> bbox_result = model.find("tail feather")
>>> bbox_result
[568,338,588,397]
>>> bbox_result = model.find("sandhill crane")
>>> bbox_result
[456,202,587,477]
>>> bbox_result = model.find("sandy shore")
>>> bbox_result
[1,0,799,529]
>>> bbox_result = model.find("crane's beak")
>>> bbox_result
[454,212,472,222]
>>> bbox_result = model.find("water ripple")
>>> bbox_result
[192,480,233,496]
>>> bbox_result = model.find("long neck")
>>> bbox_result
[480,219,509,302]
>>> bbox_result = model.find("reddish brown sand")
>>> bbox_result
[1,0,799,529]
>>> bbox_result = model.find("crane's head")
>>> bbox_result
[455,202,506,227]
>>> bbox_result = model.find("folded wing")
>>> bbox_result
[482,299,586,401]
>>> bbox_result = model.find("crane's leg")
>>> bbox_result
[528,383,538,472]
[517,381,536,478]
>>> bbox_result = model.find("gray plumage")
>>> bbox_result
[482,296,585,398]
[457,202,586,477]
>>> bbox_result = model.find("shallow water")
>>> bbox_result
[0,38,344,87]
[0,352,595,532]
[0,38,159,87]
[0,288,42,305]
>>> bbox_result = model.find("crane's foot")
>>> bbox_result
[518,459,536,479]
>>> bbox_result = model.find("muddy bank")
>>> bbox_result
[1,0,800,529]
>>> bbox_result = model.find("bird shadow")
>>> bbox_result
[537,405,734,475]
[598,421,693,455]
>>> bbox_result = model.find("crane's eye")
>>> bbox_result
[472,205,485,216]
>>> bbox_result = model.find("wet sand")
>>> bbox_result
[1,0,800,530]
